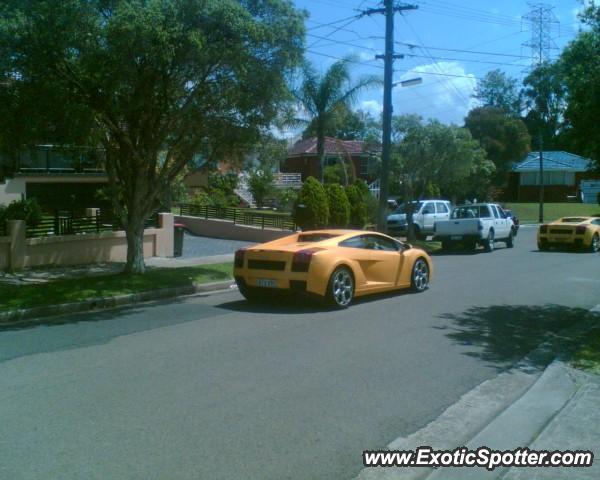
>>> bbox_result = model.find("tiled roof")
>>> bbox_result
[288,137,374,157]
[512,151,593,172]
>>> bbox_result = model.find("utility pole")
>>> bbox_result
[362,2,418,233]
[522,3,559,224]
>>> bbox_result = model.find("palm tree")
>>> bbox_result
[294,57,381,183]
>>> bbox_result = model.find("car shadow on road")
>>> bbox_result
[436,304,594,372]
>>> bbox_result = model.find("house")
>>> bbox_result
[0,145,108,211]
[508,151,598,202]
[281,137,378,183]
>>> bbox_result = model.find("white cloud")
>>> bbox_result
[360,99,383,115]
[393,61,477,124]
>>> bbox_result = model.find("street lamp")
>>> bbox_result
[376,77,423,233]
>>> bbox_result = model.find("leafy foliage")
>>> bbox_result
[247,169,274,208]
[0,198,43,227]
[464,107,530,182]
[344,184,368,228]
[474,69,521,116]
[0,0,305,272]
[293,177,329,230]
[559,4,600,163]
[302,105,381,142]
[324,183,350,228]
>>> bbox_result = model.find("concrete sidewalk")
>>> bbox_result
[357,360,600,480]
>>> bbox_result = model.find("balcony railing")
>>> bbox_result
[15,146,106,175]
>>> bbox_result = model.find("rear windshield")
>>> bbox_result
[451,205,491,219]
[560,217,587,223]
[297,233,340,242]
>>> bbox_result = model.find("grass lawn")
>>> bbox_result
[0,263,233,312]
[569,328,600,375]
[504,202,600,223]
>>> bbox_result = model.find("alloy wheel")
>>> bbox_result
[332,269,353,307]
[412,258,429,292]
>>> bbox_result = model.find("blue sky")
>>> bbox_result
[291,0,590,130]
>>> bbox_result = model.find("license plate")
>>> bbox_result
[257,278,276,288]
[451,235,463,240]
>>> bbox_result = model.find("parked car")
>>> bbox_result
[234,229,432,308]
[502,208,520,237]
[433,203,515,252]
[538,217,600,252]
[386,199,452,239]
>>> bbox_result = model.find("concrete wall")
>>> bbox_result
[2,213,174,271]
[175,215,293,243]
[0,177,26,205]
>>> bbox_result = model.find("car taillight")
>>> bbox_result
[575,226,587,235]
[477,220,483,231]
[291,248,319,272]
[540,225,548,234]
[234,249,246,268]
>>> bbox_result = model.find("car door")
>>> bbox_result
[421,202,436,234]
[361,234,403,291]
[491,205,510,238]
[435,202,450,222]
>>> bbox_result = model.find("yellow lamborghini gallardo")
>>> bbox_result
[233,230,432,308]
[538,216,600,253]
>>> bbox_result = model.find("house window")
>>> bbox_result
[520,171,575,186]
[325,156,338,166]
[359,157,369,176]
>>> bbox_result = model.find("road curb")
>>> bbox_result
[0,280,235,325]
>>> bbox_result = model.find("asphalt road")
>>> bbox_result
[0,227,598,480]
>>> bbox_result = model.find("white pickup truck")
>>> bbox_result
[433,203,515,252]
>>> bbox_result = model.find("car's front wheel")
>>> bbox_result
[411,258,430,292]
[484,230,495,252]
[506,231,514,248]
[328,266,354,308]
[237,283,266,303]
[591,233,600,253]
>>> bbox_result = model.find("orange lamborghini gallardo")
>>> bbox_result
[234,230,433,308]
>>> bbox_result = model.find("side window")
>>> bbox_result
[436,202,449,214]
[593,220,600,226]
[497,207,506,219]
[363,235,399,251]
[491,206,500,219]
[422,202,435,215]
[339,236,366,249]
[480,206,492,218]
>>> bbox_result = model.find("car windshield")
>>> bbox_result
[394,201,423,214]
[451,205,490,219]
[297,233,340,242]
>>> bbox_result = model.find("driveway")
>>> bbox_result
[181,232,253,257]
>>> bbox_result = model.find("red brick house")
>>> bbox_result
[281,137,379,182]
[508,151,598,202]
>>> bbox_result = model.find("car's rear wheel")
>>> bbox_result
[237,283,266,303]
[506,231,514,248]
[538,240,549,251]
[411,258,430,292]
[328,266,354,308]
[484,230,495,252]
[591,233,600,253]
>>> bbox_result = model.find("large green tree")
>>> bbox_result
[522,61,567,151]
[302,105,381,142]
[464,107,531,183]
[0,0,305,273]
[560,3,600,163]
[293,57,380,182]
[474,69,522,117]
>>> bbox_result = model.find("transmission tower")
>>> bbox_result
[521,3,559,224]
[522,3,560,68]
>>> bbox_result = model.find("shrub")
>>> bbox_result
[272,188,297,212]
[345,184,368,228]
[191,190,211,206]
[0,198,43,227]
[323,164,344,184]
[293,176,329,230]
[324,184,350,227]
[247,169,274,208]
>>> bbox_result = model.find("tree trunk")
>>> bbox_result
[317,135,325,183]
[124,223,145,274]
